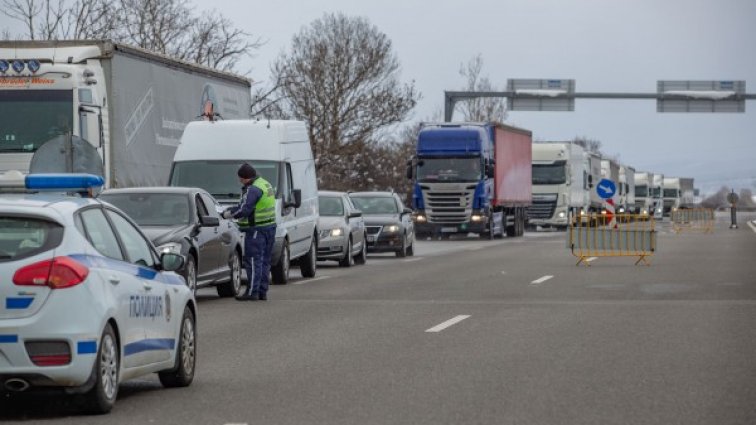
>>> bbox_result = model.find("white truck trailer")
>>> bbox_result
[679,177,696,208]
[662,177,681,217]
[0,40,252,187]
[600,158,620,211]
[529,142,589,229]
[584,151,603,212]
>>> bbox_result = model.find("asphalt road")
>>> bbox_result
[3,212,756,424]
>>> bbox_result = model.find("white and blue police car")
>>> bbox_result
[0,173,196,413]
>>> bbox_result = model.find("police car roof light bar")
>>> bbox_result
[0,172,104,192]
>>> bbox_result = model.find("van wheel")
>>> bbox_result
[159,307,196,388]
[83,324,118,414]
[271,241,290,285]
[300,234,317,278]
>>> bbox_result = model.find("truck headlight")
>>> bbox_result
[618,207,625,213]
[414,214,426,223]
[471,214,483,222]
[384,224,400,233]
[157,242,182,254]
[558,211,566,218]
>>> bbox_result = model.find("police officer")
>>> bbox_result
[223,163,277,301]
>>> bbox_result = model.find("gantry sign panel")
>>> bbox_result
[506,79,576,111]
[657,80,746,113]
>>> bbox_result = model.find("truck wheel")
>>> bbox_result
[506,212,517,237]
[300,234,317,278]
[159,306,196,388]
[83,324,118,414]
[271,241,290,285]
[480,213,495,240]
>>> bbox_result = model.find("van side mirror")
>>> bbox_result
[287,189,302,209]
[406,159,413,180]
[588,175,594,188]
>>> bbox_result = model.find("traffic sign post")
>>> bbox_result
[596,179,617,227]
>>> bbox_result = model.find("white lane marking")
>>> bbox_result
[530,275,554,285]
[402,257,424,263]
[425,315,471,333]
[293,275,332,285]
[465,246,485,251]
[747,221,756,234]
[586,257,597,262]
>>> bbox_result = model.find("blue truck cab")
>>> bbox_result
[409,123,496,238]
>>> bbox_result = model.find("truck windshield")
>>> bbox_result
[532,161,566,185]
[652,187,662,197]
[663,189,679,198]
[0,90,73,153]
[636,185,648,197]
[416,157,481,182]
[170,160,280,200]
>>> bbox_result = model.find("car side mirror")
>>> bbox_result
[160,252,185,272]
[286,189,302,209]
[348,210,362,219]
[199,215,220,227]
[402,207,413,215]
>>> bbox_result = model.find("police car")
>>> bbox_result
[0,173,196,414]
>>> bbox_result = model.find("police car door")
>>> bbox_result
[106,209,173,364]
[77,207,149,369]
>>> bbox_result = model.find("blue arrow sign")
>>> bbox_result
[596,178,616,200]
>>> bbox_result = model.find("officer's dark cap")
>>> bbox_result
[237,163,256,179]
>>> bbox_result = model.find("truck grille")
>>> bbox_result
[528,200,556,219]
[423,185,476,224]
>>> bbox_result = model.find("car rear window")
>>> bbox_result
[0,216,64,262]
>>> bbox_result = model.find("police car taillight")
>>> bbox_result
[13,257,89,289]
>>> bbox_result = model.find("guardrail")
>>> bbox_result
[670,208,714,233]
[568,213,656,266]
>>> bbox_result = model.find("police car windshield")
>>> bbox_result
[170,160,280,200]
[100,194,191,227]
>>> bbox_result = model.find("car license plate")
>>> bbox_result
[367,235,376,242]
[441,227,457,233]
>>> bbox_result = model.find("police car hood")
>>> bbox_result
[141,225,193,246]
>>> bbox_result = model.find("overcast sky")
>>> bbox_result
[200,0,755,194]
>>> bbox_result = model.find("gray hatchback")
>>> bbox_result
[317,191,367,267]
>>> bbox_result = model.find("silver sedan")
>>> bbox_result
[317,191,367,267]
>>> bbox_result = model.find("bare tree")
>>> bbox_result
[1,0,259,72]
[455,54,507,122]
[270,13,419,189]
[572,135,603,155]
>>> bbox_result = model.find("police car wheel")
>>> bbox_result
[159,307,196,388]
[83,324,119,414]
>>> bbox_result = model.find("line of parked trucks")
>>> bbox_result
[1,40,699,261]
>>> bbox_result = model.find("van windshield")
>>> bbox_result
[170,160,280,201]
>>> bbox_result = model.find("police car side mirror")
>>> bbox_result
[161,253,185,272]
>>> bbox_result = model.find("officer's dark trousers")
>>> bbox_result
[244,225,276,296]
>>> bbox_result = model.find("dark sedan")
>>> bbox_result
[348,191,415,257]
[99,187,245,297]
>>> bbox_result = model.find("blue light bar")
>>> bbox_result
[0,60,8,73]
[25,174,105,190]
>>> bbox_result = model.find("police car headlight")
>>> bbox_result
[384,224,400,233]
[157,242,182,255]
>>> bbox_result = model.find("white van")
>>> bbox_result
[169,120,319,284]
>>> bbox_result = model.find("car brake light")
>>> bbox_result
[13,257,89,289]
